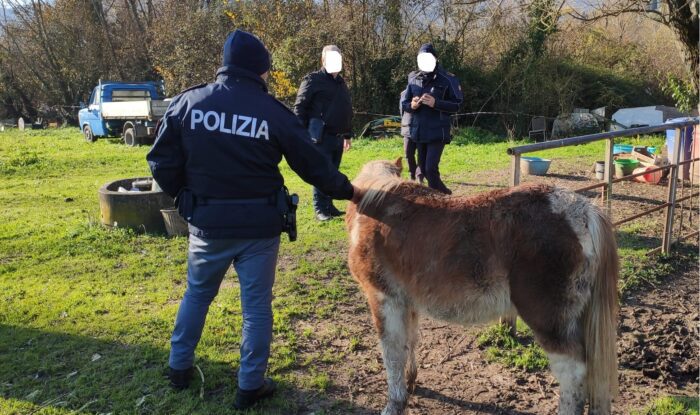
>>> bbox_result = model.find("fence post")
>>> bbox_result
[662,127,683,253]
[604,138,614,215]
[511,154,521,187]
[500,155,521,336]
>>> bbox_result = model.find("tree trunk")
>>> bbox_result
[91,0,127,80]
[667,0,699,95]
[125,0,146,35]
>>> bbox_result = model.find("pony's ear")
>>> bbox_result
[394,157,403,170]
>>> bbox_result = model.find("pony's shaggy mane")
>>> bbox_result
[353,159,405,212]
[357,176,403,212]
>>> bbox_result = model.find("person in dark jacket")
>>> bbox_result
[293,45,353,221]
[147,29,359,410]
[400,43,463,194]
[399,88,421,183]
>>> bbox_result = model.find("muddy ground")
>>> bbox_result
[289,266,698,415]
[284,162,699,415]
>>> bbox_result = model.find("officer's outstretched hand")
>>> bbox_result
[351,185,364,204]
[343,139,352,152]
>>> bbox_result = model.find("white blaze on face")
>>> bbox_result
[324,50,343,73]
[417,52,436,72]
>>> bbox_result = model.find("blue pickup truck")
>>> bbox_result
[79,81,169,146]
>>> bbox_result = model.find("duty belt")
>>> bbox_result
[176,188,273,221]
[197,197,271,206]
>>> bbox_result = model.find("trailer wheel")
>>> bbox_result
[83,125,96,143]
[123,127,138,147]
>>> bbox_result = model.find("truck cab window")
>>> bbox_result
[90,87,100,106]
[111,89,152,102]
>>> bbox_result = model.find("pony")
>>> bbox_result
[346,159,619,415]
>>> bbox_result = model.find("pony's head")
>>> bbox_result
[354,158,403,184]
[352,158,404,211]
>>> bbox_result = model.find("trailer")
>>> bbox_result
[78,80,169,146]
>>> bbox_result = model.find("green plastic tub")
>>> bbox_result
[614,159,639,177]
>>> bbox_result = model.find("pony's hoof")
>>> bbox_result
[588,405,611,415]
[406,379,416,395]
[381,400,408,415]
[406,368,417,394]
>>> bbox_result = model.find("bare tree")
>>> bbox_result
[568,0,699,96]
[0,0,688,124]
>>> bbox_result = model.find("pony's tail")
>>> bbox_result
[583,206,619,411]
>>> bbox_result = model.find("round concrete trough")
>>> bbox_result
[98,177,174,234]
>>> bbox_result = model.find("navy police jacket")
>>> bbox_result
[400,67,463,143]
[147,66,354,239]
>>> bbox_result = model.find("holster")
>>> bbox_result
[175,188,195,221]
[276,186,299,242]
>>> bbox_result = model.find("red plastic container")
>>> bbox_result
[633,166,662,184]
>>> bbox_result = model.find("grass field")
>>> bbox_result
[0,128,696,414]
[633,397,700,415]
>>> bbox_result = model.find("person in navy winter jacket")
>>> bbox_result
[147,29,359,410]
[400,43,463,194]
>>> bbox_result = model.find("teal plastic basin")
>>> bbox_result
[521,156,552,176]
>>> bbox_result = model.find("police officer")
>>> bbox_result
[400,43,463,194]
[147,30,360,410]
[293,45,353,221]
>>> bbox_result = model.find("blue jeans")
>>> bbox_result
[169,234,280,391]
[312,134,344,213]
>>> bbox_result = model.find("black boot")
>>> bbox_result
[234,378,276,410]
[315,211,332,221]
[328,204,345,217]
[439,186,452,195]
[168,366,194,390]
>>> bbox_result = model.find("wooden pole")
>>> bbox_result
[662,128,683,253]
[604,138,614,216]
[510,154,521,188]
[500,155,521,336]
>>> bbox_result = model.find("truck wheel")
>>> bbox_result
[83,125,96,143]
[123,127,138,147]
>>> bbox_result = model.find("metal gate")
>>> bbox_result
[501,119,699,332]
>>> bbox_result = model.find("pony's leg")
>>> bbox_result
[379,295,411,415]
[588,399,611,415]
[547,352,586,415]
[405,308,419,394]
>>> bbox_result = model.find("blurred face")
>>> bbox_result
[417,52,436,72]
[323,50,343,74]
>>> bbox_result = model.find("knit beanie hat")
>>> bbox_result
[222,30,271,75]
[418,43,437,56]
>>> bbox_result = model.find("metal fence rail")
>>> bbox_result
[500,119,699,334]
[506,119,699,254]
